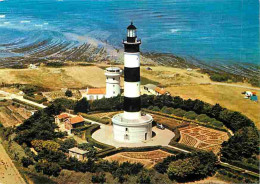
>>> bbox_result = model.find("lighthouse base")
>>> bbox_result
[112,113,153,143]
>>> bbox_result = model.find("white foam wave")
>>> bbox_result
[43,22,49,25]
[4,22,10,24]
[170,29,179,33]
[20,20,31,23]
[35,24,43,27]
[0,15,6,18]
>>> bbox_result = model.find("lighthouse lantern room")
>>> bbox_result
[112,22,153,143]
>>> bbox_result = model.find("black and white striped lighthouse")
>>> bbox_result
[112,22,153,143]
[123,22,142,120]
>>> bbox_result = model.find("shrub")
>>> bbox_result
[137,171,151,184]
[65,90,73,97]
[21,157,34,167]
[161,106,173,114]
[184,111,198,120]
[196,114,212,123]
[91,172,106,183]
[172,108,186,117]
[211,120,224,127]
[152,106,160,111]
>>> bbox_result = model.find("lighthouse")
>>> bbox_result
[105,67,122,98]
[112,22,153,143]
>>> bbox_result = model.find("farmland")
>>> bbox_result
[104,150,172,168]
[0,101,31,127]
[178,125,229,154]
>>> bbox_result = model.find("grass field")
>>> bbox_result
[140,66,260,129]
[0,64,259,128]
[0,65,110,90]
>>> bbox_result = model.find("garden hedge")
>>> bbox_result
[220,157,259,174]
[84,124,115,150]
[79,113,110,125]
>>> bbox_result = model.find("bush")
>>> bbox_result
[172,108,186,117]
[184,111,198,120]
[21,157,34,167]
[211,120,224,127]
[196,114,212,123]
[137,171,151,184]
[152,106,160,111]
[65,90,73,97]
[161,106,173,114]
[91,172,106,183]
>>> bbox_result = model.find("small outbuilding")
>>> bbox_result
[68,147,88,161]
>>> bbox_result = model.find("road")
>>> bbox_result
[200,82,260,91]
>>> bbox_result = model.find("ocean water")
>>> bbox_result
[0,0,259,65]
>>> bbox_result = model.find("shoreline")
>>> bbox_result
[0,39,259,88]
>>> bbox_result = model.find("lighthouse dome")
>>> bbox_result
[127,22,137,30]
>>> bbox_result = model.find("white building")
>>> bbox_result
[105,67,122,98]
[79,88,106,100]
[143,84,169,96]
[112,22,153,143]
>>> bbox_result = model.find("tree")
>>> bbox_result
[21,157,34,167]
[221,126,259,160]
[137,171,151,184]
[52,98,76,110]
[167,157,200,180]
[91,172,106,183]
[74,97,90,113]
[65,90,73,97]
[210,104,223,118]
[59,138,77,153]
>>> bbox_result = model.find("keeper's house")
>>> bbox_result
[65,115,85,134]
[79,88,106,100]
[68,147,88,161]
[55,113,70,125]
[143,84,170,96]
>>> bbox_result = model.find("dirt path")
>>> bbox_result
[0,143,26,184]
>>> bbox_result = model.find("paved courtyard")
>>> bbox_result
[92,124,175,148]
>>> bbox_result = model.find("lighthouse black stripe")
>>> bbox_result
[124,67,140,82]
[124,97,141,112]
[124,44,140,52]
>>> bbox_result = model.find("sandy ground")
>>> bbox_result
[186,176,229,184]
[92,125,175,148]
[0,143,26,184]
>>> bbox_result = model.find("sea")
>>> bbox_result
[0,0,259,66]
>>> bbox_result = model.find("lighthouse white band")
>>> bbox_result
[124,81,140,98]
[123,111,141,120]
[124,52,140,68]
